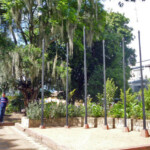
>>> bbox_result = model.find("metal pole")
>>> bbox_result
[41,38,45,127]
[122,38,127,127]
[138,30,146,130]
[66,43,69,126]
[84,26,87,125]
[103,40,107,126]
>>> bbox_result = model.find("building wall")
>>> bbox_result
[128,61,150,92]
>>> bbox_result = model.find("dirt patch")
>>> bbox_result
[4,113,24,123]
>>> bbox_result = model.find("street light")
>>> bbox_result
[119,0,149,137]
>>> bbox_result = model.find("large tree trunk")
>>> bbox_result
[18,84,41,107]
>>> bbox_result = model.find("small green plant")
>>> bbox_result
[120,88,138,118]
[49,102,66,118]
[96,93,103,105]
[106,78,118,106]
[130,101,143,119]
[26,101,41,120]
[68,104,85,117]
[108,102,124,118]
[88,103,103,117]
[144,85,150,110]
[44,102,56,119]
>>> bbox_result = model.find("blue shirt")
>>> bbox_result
[0,97,8,107]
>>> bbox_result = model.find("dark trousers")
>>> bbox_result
[0,106,6,122]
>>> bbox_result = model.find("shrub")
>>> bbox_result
[6,96,24,114]
[144,85,150,110]
[130,101,143,119]
[68,104,85,117]
[44,102,56,119]
[88,103,103,117]
[108,102,124,118]
[49,102,66,118]
[26,101,41,120]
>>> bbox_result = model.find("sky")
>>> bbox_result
[103,0,150,63]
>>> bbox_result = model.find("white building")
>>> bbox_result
[128,60,150,92]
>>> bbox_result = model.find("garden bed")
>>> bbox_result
[21,116,150,133]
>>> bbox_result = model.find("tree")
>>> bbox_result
[1,0,105,105]
[86,12,136,99]
[0,32,15,92]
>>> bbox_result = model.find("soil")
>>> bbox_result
[4,113,24,123]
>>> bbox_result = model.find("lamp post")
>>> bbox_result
[83,26,89,129]
[103,40,109,130]
[122,38,129,132]
[65,43,69,128]
[118,0,149,137]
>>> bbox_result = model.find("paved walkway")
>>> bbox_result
[0,126,50,150]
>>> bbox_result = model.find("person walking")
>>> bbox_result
[0,93,8,123]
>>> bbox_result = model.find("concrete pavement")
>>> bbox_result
[15,123,150,150]
[0,126,50,150]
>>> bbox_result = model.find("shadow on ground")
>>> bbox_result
[0,135,37,150]
[4,113,24,123]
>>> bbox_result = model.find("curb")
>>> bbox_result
[111,145,150,150]
[15,123,70,150]
[0,122,15,126]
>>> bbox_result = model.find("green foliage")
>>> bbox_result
[26,101,41,120]
[109,102,124,118]
[130,101,143,119]
[68,104,85,117]
[49,102,66,118]
[69,89,76,100]
[88,65,103,98]
[106,78,118,106]
[109,88,139,118]
[6,95,24,114]
[96,93,103,105]
[144,85,150,110]
[120,88,137,104]
[44,102,56,119]
[88,103,103,117]
[1,0,136,104]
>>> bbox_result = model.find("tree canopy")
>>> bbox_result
[0,0,136,105]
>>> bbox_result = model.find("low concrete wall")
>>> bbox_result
[21,117,150,132]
